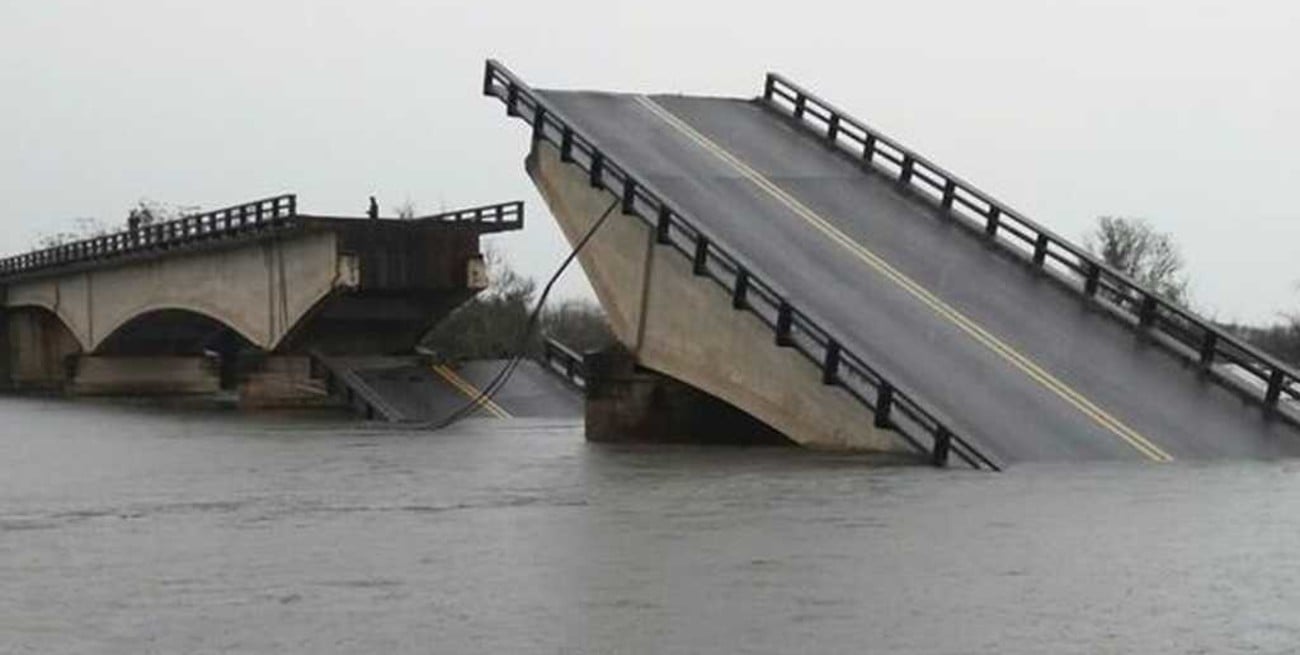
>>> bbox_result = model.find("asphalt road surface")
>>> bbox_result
[535,88,1300,463]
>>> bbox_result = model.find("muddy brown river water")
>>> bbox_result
[2,395,1299,653]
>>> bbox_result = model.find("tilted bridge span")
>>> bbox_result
[483,60,1300,468]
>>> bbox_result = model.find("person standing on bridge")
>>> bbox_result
[368,196,379,220]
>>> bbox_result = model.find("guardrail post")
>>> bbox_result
[763,75,776,102]
[827,115,840,142]
[1032,234,1050,267]
[1265,369,1285,409]
[1199,332,1218,368]
[775,303,794,346]
[899,155,914,185]
[985,207,1001,238]
[931,427,952,467]
[560,128,575,163]
[482,63,496,96]
[732,269,749,309]
[692,238,709,275]
[531,107,547,141]
[1084,263,1101,297]
[874,384,894,428]
[862,135,876,166]
[793,95,807,120]
[1138,295,1158,329]
[656,206,672,245]
[589,153,605,189]
[821,341,841,385]
[506,84,520,117]
[622,179,637,214]
[941,180,957,211]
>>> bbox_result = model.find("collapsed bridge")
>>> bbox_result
[484,59,1300,468]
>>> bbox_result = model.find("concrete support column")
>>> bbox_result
[237,355,335,408]
[0,303,11,391]
[584,349,793,446]
[7,309,80,391]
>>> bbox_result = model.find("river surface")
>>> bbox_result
[3,395,1300,654]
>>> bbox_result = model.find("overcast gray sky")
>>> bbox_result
[2,0,1296,324]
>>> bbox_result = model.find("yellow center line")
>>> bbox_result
[431,364,512,419]
[634,95,1172,463]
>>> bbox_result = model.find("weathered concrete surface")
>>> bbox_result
[528,142,900,451]
[70,356,220,395]
[238,356,333,408]
[584,349,792,445]
[4,230,348,353]
[6,307,80,390]
[0,303,9,390]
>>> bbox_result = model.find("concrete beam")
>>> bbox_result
[237,355,336,408]
[528,141,901,451]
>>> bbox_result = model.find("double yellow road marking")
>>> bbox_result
[431,364,512,419]
[634,95,1173,462]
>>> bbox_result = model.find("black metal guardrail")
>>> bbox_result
[761,73,1300,421]
[0,197,527,283]
[415,200,525,228]
[484,59,999,470]
[0,194,298,281]
[540,337,586,389]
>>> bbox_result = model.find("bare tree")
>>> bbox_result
[34,199,200,249]
[393,199,418,220]
[36,217,113,248]
[421,246,537,361]
[1085,216,1189,305]
[421,247,614,362]
[541,298,614,353]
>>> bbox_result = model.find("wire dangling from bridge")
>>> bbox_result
[428,196,621,430]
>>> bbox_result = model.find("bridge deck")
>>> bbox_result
[537,89,1299,463]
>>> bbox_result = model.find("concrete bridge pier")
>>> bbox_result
[70,356,220,395]
[5,307,80,391]
[584,348,792,446]
[0,303,9,391]
[237,355,332,408]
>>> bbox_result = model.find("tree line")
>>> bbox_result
[420,248,614,363]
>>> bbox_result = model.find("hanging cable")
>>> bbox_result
[429,196,622,429]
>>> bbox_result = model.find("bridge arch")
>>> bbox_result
[93,305,262,356]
